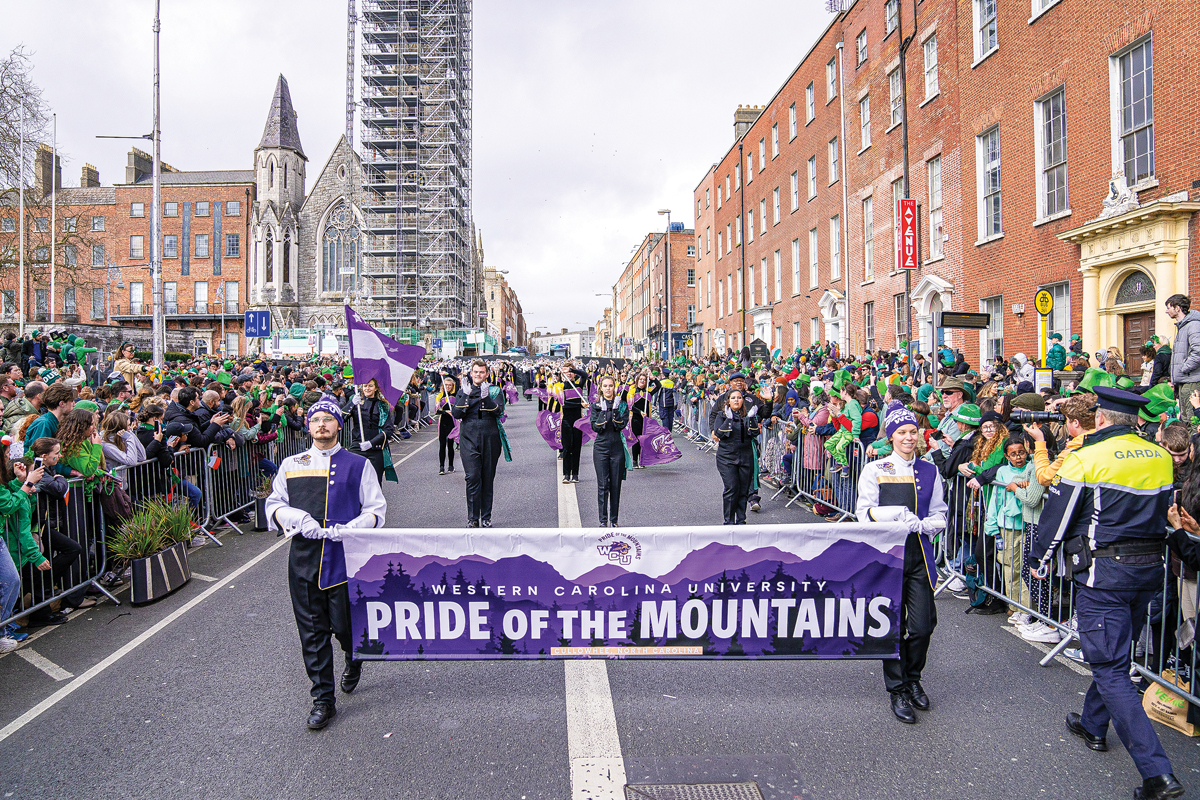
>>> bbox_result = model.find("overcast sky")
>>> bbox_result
[0,0,829,334]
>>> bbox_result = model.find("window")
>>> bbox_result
[808,228,819,287]
[195,233,209,258]
[889,70,903,127]
[63,244,76,267]
[978,126,1003,238]
[771,124,779,158]
[730,221,736,250]
[163,234,178,259]
[225,281,239,314]
[717,230,723,258]
[91,287,104,319]
[686,268,695,286]
[790,172,799,212]
[856,29,867,65]
[807,157,817,199]
[793,321,801,349]
[1043,281,1070,340]
[811,317,820,345]
[63,216,76,232]
[829,137,839,183]
[91,245,105,267]
[1038,88,1068,217]
[226,332,239,357]
[736,270,743,311]
[226,233,240,258]
[130,202,144,218]
[827,58,837,101]
[725,174,732,198]
[860,96,871,149]
[748,264,755,308]
[282,232,291,283]
[129,283,143,314]
[686,244,696,258]
[34,246,47,263]
[1117,38,1154,183]
[717,278,724,318]
[772,188,780,224]
[33,217,48,232]
[981,295,1003,361]
[746,154,753,184]
[928,156,943,258]
[1,290,13,316]
[705,226,711,253]
[924,34,939,98]
[705,188,711,208]
[761,258,768,305]
[91,216,105,231]
[194,281,208,313]
[226,200,241,216]
[687,304,696,326]
[164,202,177,217]
[0,218,12,232]
[974,0,998,60]
[806,82,815,122]
[747,210,754,243]
[196,201,210,217]
[717,185,723,210]
[773,249,781,301]
[696,198,702,218]
[830,216,840,280]
[163,282,177,314]
[759,199,767,234]
[34,289,46,320]
[129,235,144,260]
[791,238,800,294]
[758,138,766,170]
[864,302,876,351]
[789,103,797,139]
[706,271,712,307]
[895,293,908,344]
[63,288,76,316]
[863,197,874,281]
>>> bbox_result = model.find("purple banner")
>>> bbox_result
[637,416,682,466]
[536,409,562,449]
[342,523,909,660]
[573,415,596,444]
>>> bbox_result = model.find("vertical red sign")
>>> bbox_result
[898,198,918,270]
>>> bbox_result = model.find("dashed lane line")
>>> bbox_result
[15,648,74,681]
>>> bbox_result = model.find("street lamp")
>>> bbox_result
[657,208,672,358]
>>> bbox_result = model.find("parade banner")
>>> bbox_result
[536,409,562,448]
[636,416,683,465]
[342,523,909,660]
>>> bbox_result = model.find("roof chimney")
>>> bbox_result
[81,163,100,188]
[34,144,61,198]
[734,105,761,141]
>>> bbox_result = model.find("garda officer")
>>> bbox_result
[855,403,947,725]
[1030,386,1183,800]
[266,397,388,730]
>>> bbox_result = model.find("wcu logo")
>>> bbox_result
[651,433,675,454]
[597,541,633,565]
[547,415,561,431]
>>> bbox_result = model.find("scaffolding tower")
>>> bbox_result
[358,0,473,330]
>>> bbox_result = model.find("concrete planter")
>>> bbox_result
[130,541,192,605]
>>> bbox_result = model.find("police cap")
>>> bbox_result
[1093,385,1150,415]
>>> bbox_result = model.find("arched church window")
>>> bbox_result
[269,160,274,190]
[1114,270,1155,305]
[283,163,288,190]
[322,201,361,294]
[265,230,274,282]
[283,231,292,284]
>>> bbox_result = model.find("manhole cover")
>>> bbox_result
[624,782,764,800]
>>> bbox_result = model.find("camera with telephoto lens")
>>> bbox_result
[1011,409,1065,424]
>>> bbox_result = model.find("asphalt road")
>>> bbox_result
[1,397,1197,800]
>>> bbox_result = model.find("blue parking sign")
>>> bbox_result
[244,309,271,338]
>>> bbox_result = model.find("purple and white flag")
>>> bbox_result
[637,416,682,466]
[536,410,563,449]
[573,415,596,445]
[345,305,426,407]
[504,382,519,404]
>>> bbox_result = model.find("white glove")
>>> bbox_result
[724,406,734,419]
[360,440,373,451]
[599,399,608,411]
[325,524,346,542]
[900,508,923,534]
[747,405,758,418]
[479,382,490,396]
[298,516,325,539]
[352,393,363,406]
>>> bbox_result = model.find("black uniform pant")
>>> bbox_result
[561,406,583,478]
[594,448,623,525]
[289,572,353,704]
[631,414,644,465]
[352,447,386,483]
[717,452,752,524]
[462,426,501,523]
[438,416,456,471]
[883,533,937,693]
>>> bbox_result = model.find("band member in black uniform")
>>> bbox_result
[591,375,629,527]
[343,378,395,482]
[434,374,458,475]
[629,371,656,469]
[714,389,761,524]
[708,371,765,510]
[266,398,387,730]
[560,365,588,484]
[452,360,506,527]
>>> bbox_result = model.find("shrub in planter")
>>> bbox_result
[254,475,272,531]
[107,500,193,605]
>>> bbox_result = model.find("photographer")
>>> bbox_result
[1025,394,1095,487]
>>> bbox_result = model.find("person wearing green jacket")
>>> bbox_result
[0,454,48,639]
[57,408,106,479]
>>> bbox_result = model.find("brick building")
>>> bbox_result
[611,228,695,358]
[483,266,527,350]
[689,0,1199,369]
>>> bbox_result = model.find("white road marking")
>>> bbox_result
[190,573,218,582]
[558,457,625,798]
[391,438,436,467]
[15,649,73,681]
[0,537,289,746]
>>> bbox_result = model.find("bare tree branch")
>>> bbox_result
[0,46,50,189]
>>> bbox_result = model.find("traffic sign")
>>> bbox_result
[244,309,272,338]
[1034,289,1054,316]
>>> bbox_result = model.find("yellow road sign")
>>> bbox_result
[1034,289,1054,316]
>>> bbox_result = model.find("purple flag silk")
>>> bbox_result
[573,415,596,444]
[637,416,682,465]
[345,305,426,407]
[536,410,562,449]
[434,400,461,441]
[504,382,519,404]
[588,384,599,405]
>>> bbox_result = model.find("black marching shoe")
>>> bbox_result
[908,682,930,711]
[467,520,480,528]
[481,520,493,528]
[1065,712,1107,751]
[610,520,619,528]
[307,701,336,730]
[1135,774,1185,800]
[341,660,362,694]
[890,691,917,724]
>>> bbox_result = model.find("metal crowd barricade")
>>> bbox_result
[1132,534,1200,707]
[1,475,119,630]
[206,441,261,533]
[784,433,867,522]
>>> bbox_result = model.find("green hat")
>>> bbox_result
[1049,332,1062,341]
[1076,367,1116,394]
[1116,376,1136,390]
[217,371,232,387]
[343,365,354,378]
[793,374,811,387]
[223,360,234,371]
[1070,334,1081,341]
[74,399,98,413]
[953,403,982,426]
[1138,383,1176,422]
[916,383,937,404]
[30,330,40,338]
[830,369,853,391]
